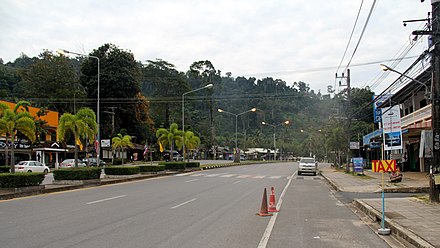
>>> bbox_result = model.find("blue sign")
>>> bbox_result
[373,94,392,123]
[352,157,364,173]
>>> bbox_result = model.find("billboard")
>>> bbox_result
[381,105,402,150]
[373,94,392,123]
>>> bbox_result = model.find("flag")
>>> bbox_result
[159,142,164,152]
[76,138,83,151]
[143,145,149,156]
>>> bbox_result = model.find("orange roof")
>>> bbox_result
[0,100,58,128]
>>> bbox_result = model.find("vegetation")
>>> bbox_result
[0,43,375,165]
[0,173,45,188]
[139,165,166,173]
[112,133,134,165]
[104,166,139,175]
[53,168,101,180]
[57,108,97,167]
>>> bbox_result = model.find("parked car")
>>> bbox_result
[298,157,317,176]
[163,151,184,162]
[59,159,86,168]
[15,161,50,173]
[83,158,106,166]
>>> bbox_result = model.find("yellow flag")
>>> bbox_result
[159,142,164,152]
[76,138,83,151]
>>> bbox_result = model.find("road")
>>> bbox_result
[1,162,391,248]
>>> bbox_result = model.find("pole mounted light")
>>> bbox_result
[182,84,213,160]
[57,49,101,166]
[262,120,290,160]
[217,107,257,162]
[380,64,431,100]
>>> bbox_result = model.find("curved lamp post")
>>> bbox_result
[182,84,213,160]
[380,64,431,100]
[262,120,290,160]
[217,107,257,162]
[57,49,101,165]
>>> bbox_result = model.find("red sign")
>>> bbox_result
[372,160,396,172]
[95,140,100,153]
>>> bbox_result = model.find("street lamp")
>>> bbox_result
[262,120,290,160]
[182,84,213,160]
[380,64,431,100]
[217,107,257,162]
[57,49,101,164]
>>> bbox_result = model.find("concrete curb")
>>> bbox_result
[353,200,435,248]
[320,172,341,192]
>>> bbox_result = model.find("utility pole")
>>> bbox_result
[336,69,351,173]
[430,0,440,202]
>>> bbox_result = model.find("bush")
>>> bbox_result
[159,162,186,171]
[53,168,101,180]
[0,173,45,188]
[184,162,200,168]
[112,158,123,165]
[105,166,139,175]
[139,165,166,173]
[0,166,10,173]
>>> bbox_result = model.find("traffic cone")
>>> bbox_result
[268,186,279,212]
[257,188,273,216]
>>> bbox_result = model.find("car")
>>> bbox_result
[163,151,184,162]
[59,159,86,168]
[15,161,50,173]
[83,158,106,166]
[298,157,318,176]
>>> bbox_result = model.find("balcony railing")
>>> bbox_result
[401,104,432,128]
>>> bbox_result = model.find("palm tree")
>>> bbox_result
[57,108,97,167]
[156,123,183,157]
[112,133,134,165]
[180,130,200,161]
[0,101,36,172]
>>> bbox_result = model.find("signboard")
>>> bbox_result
[372,160,396,173]
[101,139,111,148]
[381,105,403,150]
[373,94,392,123]
[350,142,360,150]
[420,130,433,158]
[352,157,364,173]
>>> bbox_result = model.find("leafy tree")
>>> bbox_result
[0,101,36,171]
[57,108,97,167]
[112,133,134,165]
[156,123,183,157]
[180,130,201,160]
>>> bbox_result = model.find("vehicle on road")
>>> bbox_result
[83,158,106,166]
[298,157,317,176]
[163,150,184,162]
[59,159,86,168]
[15,161,50,173]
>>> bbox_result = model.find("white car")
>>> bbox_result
[15,161,50,173]
[59,159,86,168]
[298,157,318,176]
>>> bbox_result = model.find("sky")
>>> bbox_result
[0,0,433,95]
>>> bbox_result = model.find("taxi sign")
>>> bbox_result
[372,160,396,173]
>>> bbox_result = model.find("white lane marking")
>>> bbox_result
[171,198,197,209]
[253,175,266,179]
[257,170,297,248]
[237,175,251,178]
[185,179,198,183]
[174,172,196,177]
[190,174,204,177]
[220,174,236,178]
[269,176,282,179]
[233,180,242,184]
[206,174,221,177]
[86,195,126,205]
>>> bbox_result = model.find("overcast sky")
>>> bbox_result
[0,0,432,95]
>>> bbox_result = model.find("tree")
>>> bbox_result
[156,123,183,157]
[112,133,134,165]
[57,108,97,167]
[180,130,201,160]
[0,101,36,172]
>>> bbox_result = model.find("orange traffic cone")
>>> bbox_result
[257,188,273,216]
[268,186,279,212]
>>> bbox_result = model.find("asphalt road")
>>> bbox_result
[1,162,391,248]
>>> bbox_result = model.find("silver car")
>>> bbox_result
[59,159,86,168]
[298,157,318,176]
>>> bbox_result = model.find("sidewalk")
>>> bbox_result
[321,165,440,248]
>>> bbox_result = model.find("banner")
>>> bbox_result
[372,160,396,173]
[381,105,402,150]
